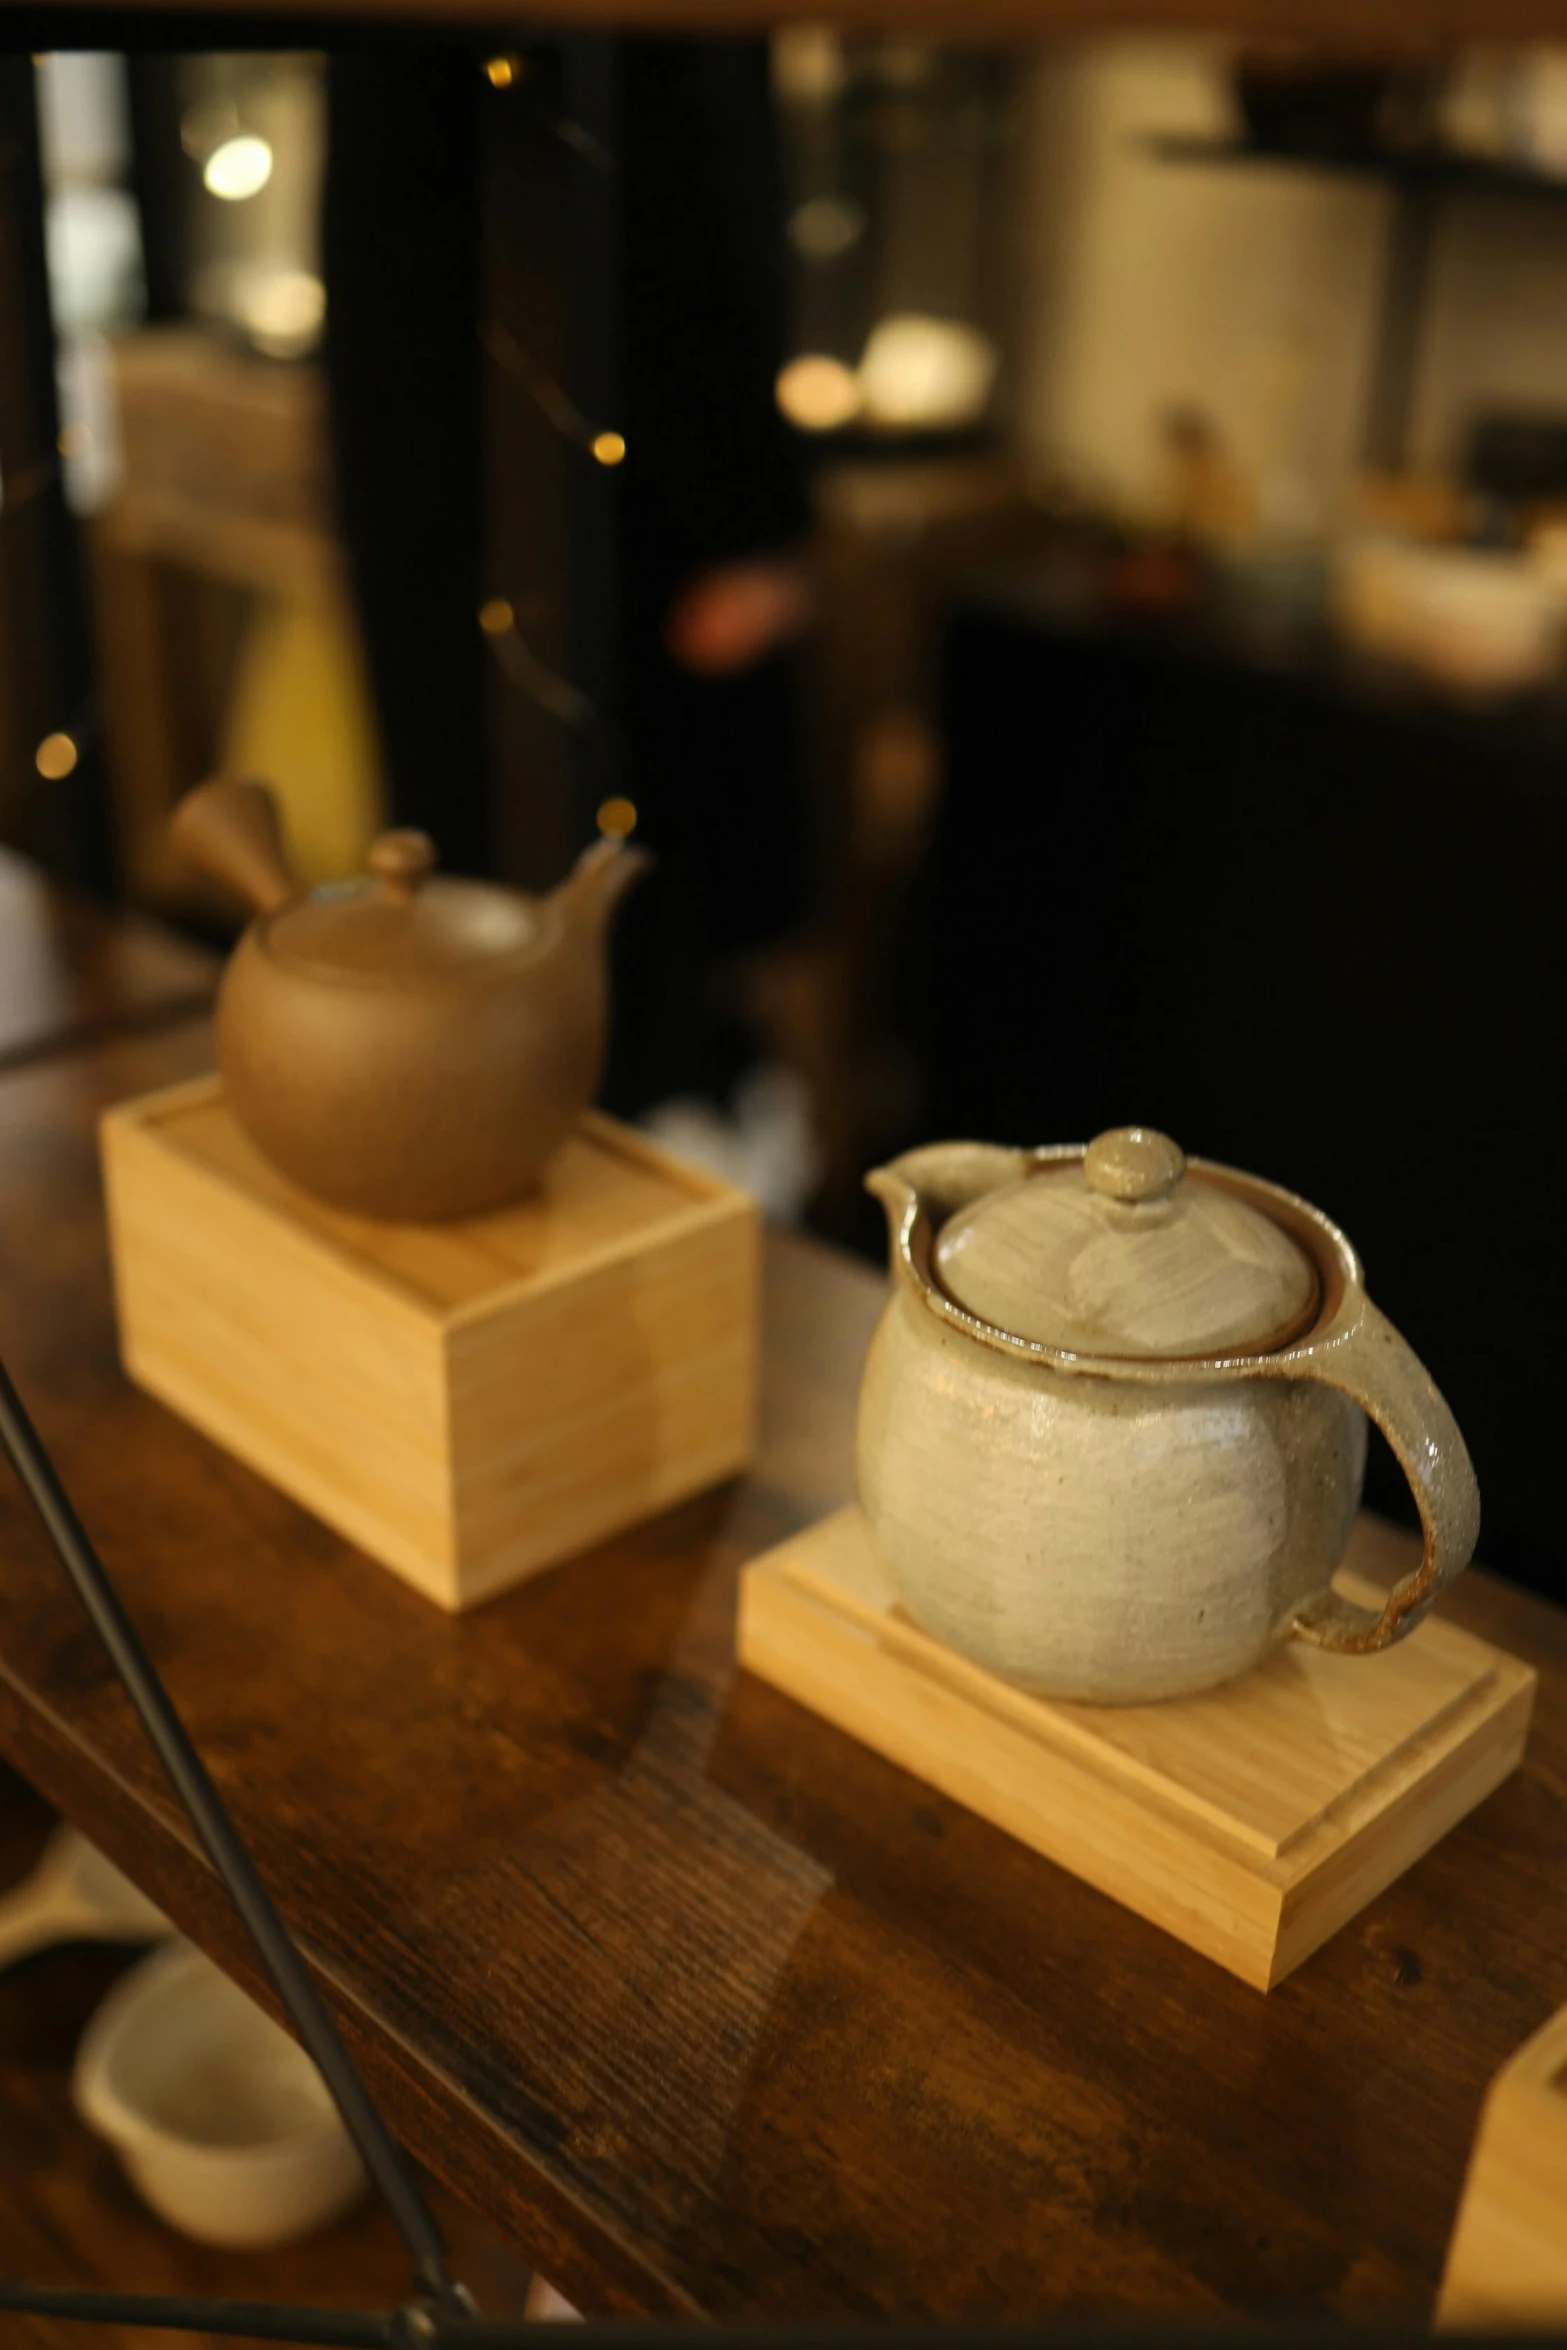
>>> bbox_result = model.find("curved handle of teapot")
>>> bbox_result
[1273,1298,1480,1653]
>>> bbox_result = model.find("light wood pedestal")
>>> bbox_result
[102,1076,759,1609]
[1440,2002,1567,2326]
[739,1507,1534,1988]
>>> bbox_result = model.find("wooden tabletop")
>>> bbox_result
[0,850,215,1074]
[0,1017,1565,2319]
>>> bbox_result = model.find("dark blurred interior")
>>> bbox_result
[4,30,1567,1596]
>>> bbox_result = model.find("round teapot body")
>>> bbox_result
[217,918,605,1221]
[856,1287,1367,1703]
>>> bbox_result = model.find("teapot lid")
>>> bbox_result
[933,1126,1319,1359]
[264,831,545,982]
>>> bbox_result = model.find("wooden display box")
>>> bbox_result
[739,1508,1535,1989]
[1440,2002,1567,2326]
[103,1077,759,1609]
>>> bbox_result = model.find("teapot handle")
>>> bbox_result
[1276,1299,1480,1652]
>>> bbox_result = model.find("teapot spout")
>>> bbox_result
[866,1142,1034,1248]
[551,836,652,947]
[865,1164,919,1262]
[866,1141,1041,1321]
[171,778,298,914]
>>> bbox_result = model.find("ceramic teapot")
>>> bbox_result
[172,778,648,1222]
[857,1126,1479,1704]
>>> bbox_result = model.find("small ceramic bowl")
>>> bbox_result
[73,1940,367,2248]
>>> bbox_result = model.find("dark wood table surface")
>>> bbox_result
[0,848,215,1072]
[0,1014,1565,2320]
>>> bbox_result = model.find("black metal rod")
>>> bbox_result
[0,1355,460,2310]
[0,2285,401,2346]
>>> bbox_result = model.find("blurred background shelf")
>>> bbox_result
[1148,134,1567,200]
[1144,130,1567,469]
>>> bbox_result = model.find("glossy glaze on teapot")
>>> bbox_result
[856,1128,1480,1704]
[932,1127,1322,1359]
[172,779,648,1222]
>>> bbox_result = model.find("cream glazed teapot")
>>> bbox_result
[856,1127,1479,1704]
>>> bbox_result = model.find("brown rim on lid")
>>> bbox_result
[932,1125,1320,1360]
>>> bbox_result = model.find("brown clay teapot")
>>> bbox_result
[172,778,648,1222]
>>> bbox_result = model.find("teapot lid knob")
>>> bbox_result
[1084,1126,1186,1204]
[369,829,437,899]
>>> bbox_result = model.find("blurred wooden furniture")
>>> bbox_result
[0,1003,1566,2314]
[1439,2001,1567,2326]
[0,846,213,1072]
[90,331,339,915]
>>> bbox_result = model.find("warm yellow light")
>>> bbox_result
[478,597,514,637]
[789,195,865,262]
[203,134,273,202]
[775,353,860,434]
[484,54,522,88]
[240,269,325,357]
[596,796,637,839]
[857,314,999,432]
[591,431,626,468]
[56,423,88,458]
[36,732,78,781]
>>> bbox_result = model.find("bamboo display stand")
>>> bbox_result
[103,1076,759,1610]
[738,1508,1534,1988]
[1439,2002,1567,2326]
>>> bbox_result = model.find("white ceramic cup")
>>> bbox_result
[73,1940,367,2249]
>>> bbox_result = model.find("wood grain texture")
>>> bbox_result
[737,1508,1535,1987]
[17,0,1567,47]
[1,1021,1566,2315]
[102,1080,759,1608]
[1438,2001,1567,2325]
[0,850,214,1072]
